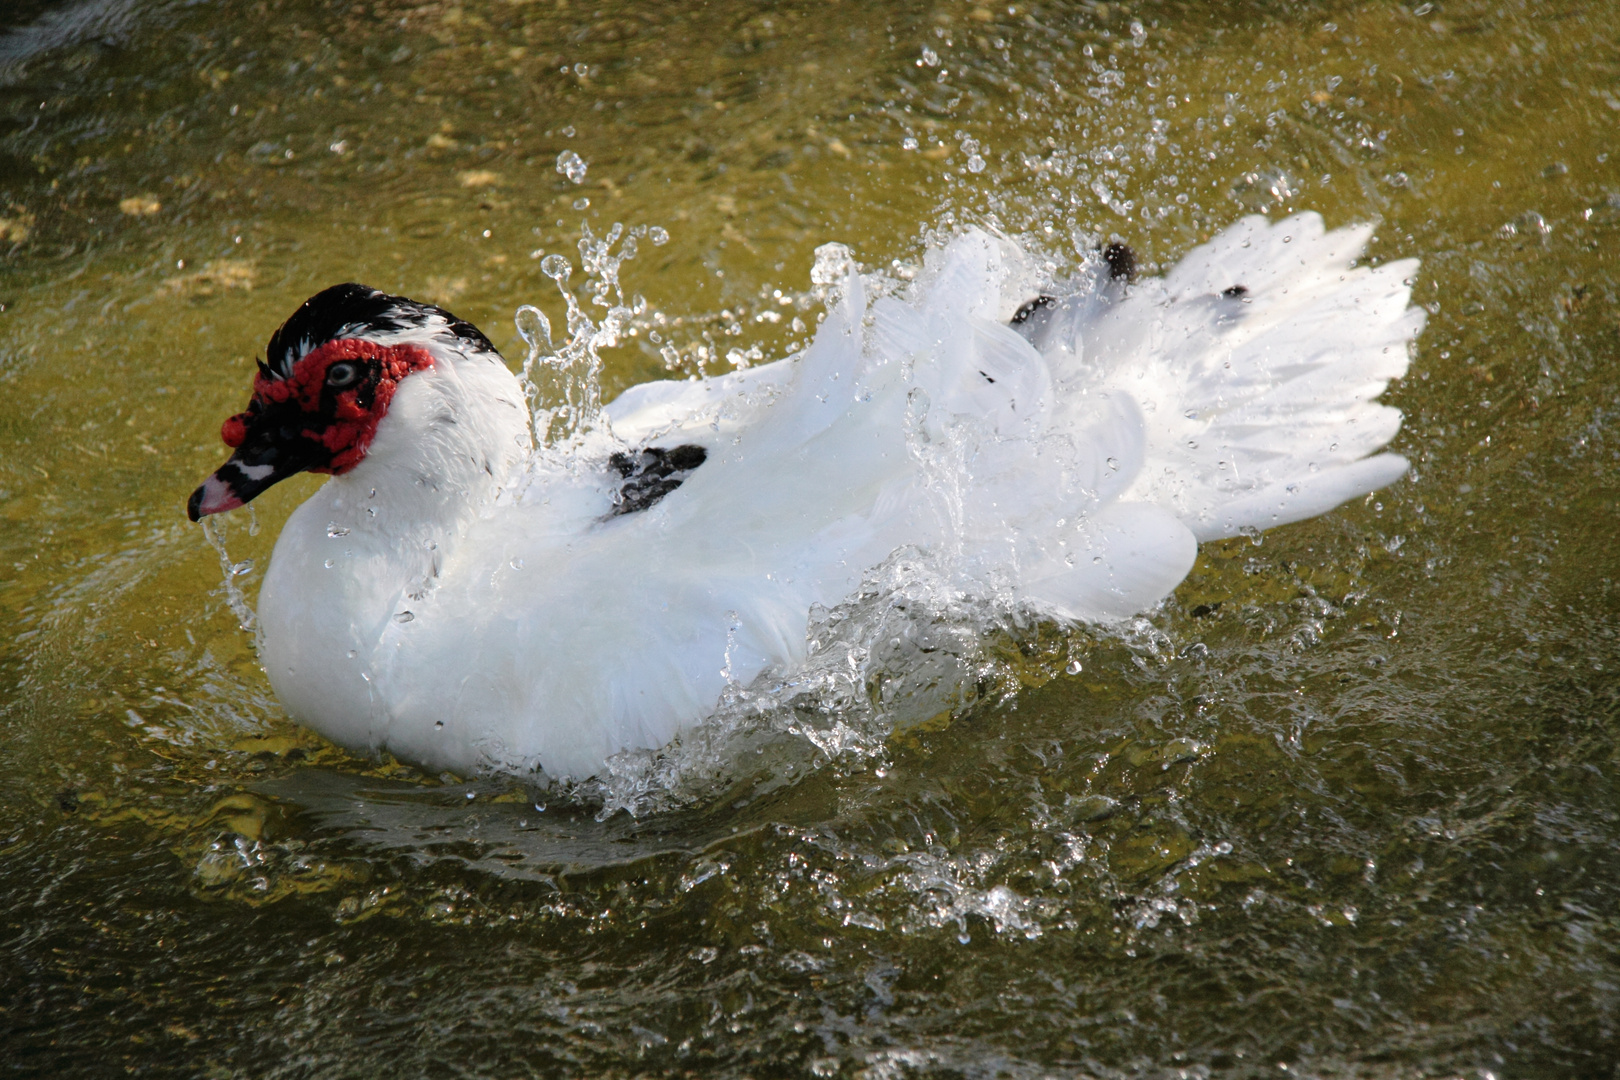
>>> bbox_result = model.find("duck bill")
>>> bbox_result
[187,452,303,521]
[188,390,335,522]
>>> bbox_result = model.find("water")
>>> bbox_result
[3,0,1618,1075]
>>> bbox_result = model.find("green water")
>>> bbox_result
[3,0,1618,1075]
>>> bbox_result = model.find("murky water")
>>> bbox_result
[3,0,1618,1075]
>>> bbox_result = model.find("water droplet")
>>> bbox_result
[920,46,939,67]
[540,254,571,281]
[902,136,919,150]
[966,154,986,173]
[572,197,590,210]
[230,559,253,577]
[1066,660,1082,675]
[324,558,335,569]
[435,720,444,729]
[1503,210,1551,238]
[1106,456,1119,470]
[327,524,350,538]
[394,611,415,623]
[649,226,670,245]
[555,149,588,184]
[810,242,854,286]
[510,557,524,570]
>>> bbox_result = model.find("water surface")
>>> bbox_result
[2,0,1618,1075]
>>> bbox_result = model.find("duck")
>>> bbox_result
[188,211,1423,782]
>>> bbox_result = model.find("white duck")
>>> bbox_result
[189,212,1423,781]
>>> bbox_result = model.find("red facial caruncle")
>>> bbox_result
[188,338,435,521]
[223,339,436,474]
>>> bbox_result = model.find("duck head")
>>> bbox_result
[188,283,503,521]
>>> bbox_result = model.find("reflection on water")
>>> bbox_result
[253,768,714,884]
[2,0,1619,1075]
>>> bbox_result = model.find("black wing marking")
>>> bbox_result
[1010,241,1139,336]
[606,444,708,517]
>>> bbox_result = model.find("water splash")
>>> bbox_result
[574,547,1022,819]
[201,509,263,650]
[529,240,1098,818]
[516,221,651,447]
[572,568,1157,823]
[809,241,856,308]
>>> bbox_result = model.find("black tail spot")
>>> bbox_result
[1103,242,1137,283]
[1010,295,1056,325]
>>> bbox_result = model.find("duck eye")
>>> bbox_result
[326,361,359,388]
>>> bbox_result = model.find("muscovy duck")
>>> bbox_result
[189,213,1422,780]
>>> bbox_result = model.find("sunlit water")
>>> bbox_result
[3,1,1618,1075]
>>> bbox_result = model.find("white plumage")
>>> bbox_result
[247,212,1422,780]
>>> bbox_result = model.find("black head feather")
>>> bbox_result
[262,283,498,379]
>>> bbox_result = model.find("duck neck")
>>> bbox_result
[316,358,531,589]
